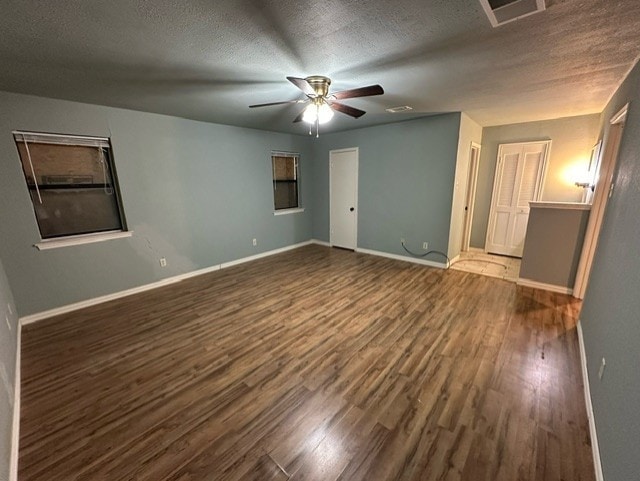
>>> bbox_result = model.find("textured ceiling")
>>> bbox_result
[1,0,639,134]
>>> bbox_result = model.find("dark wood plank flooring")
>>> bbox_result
[19,245,595,480]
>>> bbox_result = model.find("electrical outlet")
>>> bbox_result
[252,238,257,246]
[159,257,167,267]
[598,357,606,380]
[422,242,429,250]
[5,315,11,331]
[400,237,405,245]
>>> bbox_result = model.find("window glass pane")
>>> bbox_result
[272,154,299,210]
[14,135,125,239]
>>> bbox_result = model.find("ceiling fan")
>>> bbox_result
[249,76,384,136]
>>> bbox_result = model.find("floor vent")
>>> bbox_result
[479,0,546,27]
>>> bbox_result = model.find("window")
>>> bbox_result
[271,152,300,210]
[13,131,126,240]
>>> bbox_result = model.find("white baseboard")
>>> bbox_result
[20,240,319,325]
[310,239,331,247]
[9,322,21,481]
[449,254,460,265]
[467,247,485,253]
[577,321,604,481]
[516,278,573,295]
[220,240,313,269]
[355,247,446,269]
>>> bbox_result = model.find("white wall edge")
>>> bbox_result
[220,240,313,269]
[9,322,21,481]
[577,320,605,481]
[20,240,321,325]
[516,278,573,295]
[355,247,446,269]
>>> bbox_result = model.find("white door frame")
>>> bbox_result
[329,147,359,249]
[573,104,628,299]
[461,142,481,252]
[485,140,551,256]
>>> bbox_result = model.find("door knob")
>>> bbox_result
[350,207,355,212]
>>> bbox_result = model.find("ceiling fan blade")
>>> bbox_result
[330,84,384,100]
[249,99,307,108]
[329,101,366,119]
[287,76,316,96]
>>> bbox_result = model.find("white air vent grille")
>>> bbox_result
[385,106,413,113]
[479,0,545,27]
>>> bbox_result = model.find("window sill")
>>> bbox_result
[35,230,133,250]
[273,208,305,216]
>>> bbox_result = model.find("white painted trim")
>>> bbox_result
[609,103,629,125]
[574,103,629,299]
[577,321,605,481]
[449,254,461,265]
[468,247,485,254]
[9,322,21,481]
[273,207,305,216]
[461,142,482,252]
[219,240,313,269]
[20,263,221,324]
[19,241,322,325]
[355,247,446,269]
[310,239,331,247]
[35,230,133,250]
[529,201,591,210]
[516,278,573,295]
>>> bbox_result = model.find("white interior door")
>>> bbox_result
[485,141,550,257]
[330,148,358,249]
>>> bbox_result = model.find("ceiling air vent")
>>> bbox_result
[479,0,545,27]
[385,106,413,113]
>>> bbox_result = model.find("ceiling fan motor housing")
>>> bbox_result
[305,76,331,97]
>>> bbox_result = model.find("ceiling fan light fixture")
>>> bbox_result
[302,101,334,125]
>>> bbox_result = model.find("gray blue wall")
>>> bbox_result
[310,114,462,263]
[471,114,600,248]
[0,91,314,316]
[0,258,19,481]
[580,61,640,481]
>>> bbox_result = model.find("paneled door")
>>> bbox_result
[485,141,550,257]
[330,148,358,250]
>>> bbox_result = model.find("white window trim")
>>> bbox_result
[35,230,133,250]
[273,207,305,216]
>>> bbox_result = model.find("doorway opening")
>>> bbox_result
[573,104,628,299]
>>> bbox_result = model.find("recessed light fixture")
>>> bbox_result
[385,106,414,113]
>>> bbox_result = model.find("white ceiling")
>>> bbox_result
[1,0,639,134]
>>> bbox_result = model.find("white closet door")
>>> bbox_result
[330,148,358,249]
[486,141,549,257]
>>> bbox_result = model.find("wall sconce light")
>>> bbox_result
[575,181,594,191]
